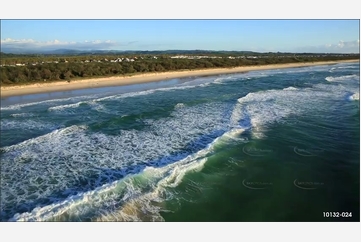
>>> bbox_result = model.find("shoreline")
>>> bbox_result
[1,59,359,98]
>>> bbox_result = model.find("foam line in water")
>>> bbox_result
[9,126,245,222]
[1,102,234,221]
[1,125,88,153]
[1,94,99,111]
[325,74,359,82]
[211,65,339,85]
[283,87,298,91]
[37,71,301,113]
[0,119,57,131]
[9,113,36,118]
[45,81,213,112]
[95,127,247,221]
[48,102,83,111]
[337,65,358,69]
[230,77,360,139]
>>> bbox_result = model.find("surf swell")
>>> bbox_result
[1,101,233,221]
[2,63,359,222]
[9,125,247,222]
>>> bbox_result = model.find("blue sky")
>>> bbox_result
[1,20,359,53]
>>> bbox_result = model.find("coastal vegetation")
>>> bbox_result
[0,51,359,85]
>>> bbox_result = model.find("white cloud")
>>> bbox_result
[0,38,122,51]
[295,40,360,53]
[328,40,359,53]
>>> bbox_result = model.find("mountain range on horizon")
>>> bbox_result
[0,47,263,55]
[1,48,358,56]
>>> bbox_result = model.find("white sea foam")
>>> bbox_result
[9,113,36,118]
[348,93,360,101]
[183,76,219,86]
[283,87,298,91]
[48,102,83,111]
[3,65,359,221]
[213,77,224,84]
[213,73,271,84]
[1,95,97,111]
[199,83,211,87]
[1,125,87,152]
[210,65,337,84]
[88,101,109,113]
[313,82,360,102]
[1,102,233,221]
[229,77,360,139]
[44,82,210,113]
[213,77,233,84]
[10,127,245,222]
[337,65,358,69]
[174,103,186,109]
[329,67,337,72]
[0,119,57,131]
[325,74,359,82]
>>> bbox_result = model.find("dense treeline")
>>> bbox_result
[0,54,359,85]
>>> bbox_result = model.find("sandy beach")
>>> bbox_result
[1,59,359,98]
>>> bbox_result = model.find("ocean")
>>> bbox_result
[0,62,359,222]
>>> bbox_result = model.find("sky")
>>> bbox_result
[1,20,360,53]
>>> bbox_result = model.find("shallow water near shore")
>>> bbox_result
[1,78,187,106]
[1,62,359,222]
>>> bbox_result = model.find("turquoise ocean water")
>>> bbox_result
[1,62,359,222]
